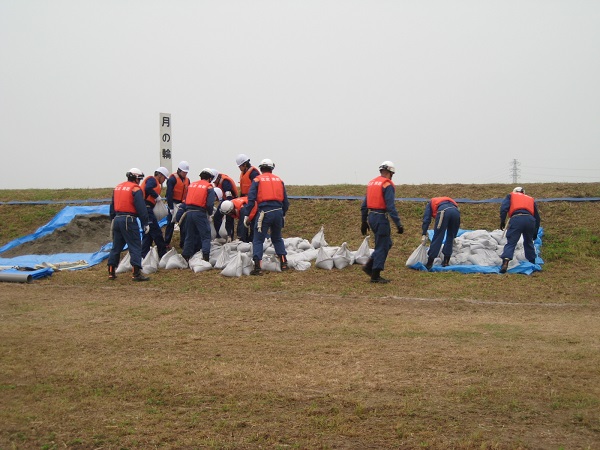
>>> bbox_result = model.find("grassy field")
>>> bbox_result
[1,183,599,449]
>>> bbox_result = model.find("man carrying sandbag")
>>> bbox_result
[140,167,169,260]
[360,161,404,283]
[422,197,461,270]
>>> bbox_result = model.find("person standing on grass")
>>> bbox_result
[245,158,289,275]
[164,161,190,248]
[211,168,239,241]
[180,168,216,263]
[107,168,150,282]
[236,154,260,197]
[499,187,541,273]
[140,167,169,259]
[360,161,404,283]
[422,197,461,270]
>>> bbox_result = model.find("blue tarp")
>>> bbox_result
[0,205,113,271]
[407,228,544,275]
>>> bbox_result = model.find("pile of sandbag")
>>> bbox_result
[116,225,374,278]
[406,229,539,272]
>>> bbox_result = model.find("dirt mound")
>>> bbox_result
[2,214,112,257]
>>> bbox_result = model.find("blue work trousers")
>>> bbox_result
[252,208,286,260]
[368,212,392,271]
[428,207,461,259]
[142,208,167,258]
[108,215,143,269]
[182,210,211,259]
[501,214,537,263]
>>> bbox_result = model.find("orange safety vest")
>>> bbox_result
[239,166,259,196]
[366,176,394,209]
[508,192,535,216]
[231,196,258,220]
[431,197,458,217]
[256,174,285,203]
[215,173,239,198]
[113,181,141,214]
[170,173,190,203]
[185,180,212,208]
[140,176,162,206]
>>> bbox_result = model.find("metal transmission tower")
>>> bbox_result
[510,159,520,184]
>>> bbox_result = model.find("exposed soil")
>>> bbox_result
[1,214,112,257]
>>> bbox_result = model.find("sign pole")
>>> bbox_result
[159,113,173,173]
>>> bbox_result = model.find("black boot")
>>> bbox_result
[442,255,451,267]
[362,258,373,276]
[250,258,262,276]
[370,269,390,284]
[108,265,117,280]
[278,254,289,271]
[499,258,510,274]
[203,253,210,262]
[132,266,149,282]
[425,256,435,270]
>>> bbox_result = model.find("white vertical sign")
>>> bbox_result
[159,113,173,173]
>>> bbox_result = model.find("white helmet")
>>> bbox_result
[236,153,250,166]
[156,167,169,178]
[199,168,213,179]
[126,168,144,181]
[178,161,190,172]
[379,161,396,174]
[210,168,220,182]
[259,158,275,170]
[220,200,234,215]
[513,186,525,193]
[213,187,223,201]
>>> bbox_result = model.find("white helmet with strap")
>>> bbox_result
[220,200,234,215]
[259,158,275,170]
[379,161,396,174]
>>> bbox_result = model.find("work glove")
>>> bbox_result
[360,221,369,236]
[397,224,404,234]
[421,235,428,245]
[143,225,150,234]
[243,216,250,229]
[500,221,506,230]
[282,216,286,228]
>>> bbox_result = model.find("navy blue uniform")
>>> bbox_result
[422,199,461,260]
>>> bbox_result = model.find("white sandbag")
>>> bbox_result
[315,246,334,270]
[116,252,132,273]
[141,246,159,274]
[298,239,312,250]
[261,254,281,272]
[291,260,312,271]
[165,254,188,270]
[353,235,372,265]
[311,225,328,249]
[287,248,318,264]
[237,242,252,253]
[221,252,243,277]
[218,217,228,239]
[153,198,169,222]
[214,247,232,269]
[159,247,177,269]
[189,253,212,273]
[406,244,429,266]
[333,242,353,269]
[171,203,180,224]
[241,253,254,276]
[210,216,217,240]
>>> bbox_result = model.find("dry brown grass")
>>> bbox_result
[1,183,599,449]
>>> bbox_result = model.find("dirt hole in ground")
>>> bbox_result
[2,214,112,257]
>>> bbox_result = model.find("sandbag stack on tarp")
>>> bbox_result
[406,228,544,275]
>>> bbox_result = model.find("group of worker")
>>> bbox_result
[108,156,541,282]
[107,154,289,281]
[361,161,541,283]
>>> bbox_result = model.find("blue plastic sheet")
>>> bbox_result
[407,228,544,275]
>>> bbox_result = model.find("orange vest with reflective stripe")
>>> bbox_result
[140,176,162,206]
[216,173,239,198]
[431,197,458,217]
[508,192,535,216]
[231,196,258,220]
[256,174,285,203]
[366,176,393,209]
[113,181,140,214]
[185,180,211,207]
[170,173,190,203]
[240,166,259,196]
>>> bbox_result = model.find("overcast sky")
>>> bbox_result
[1,0,599,189]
